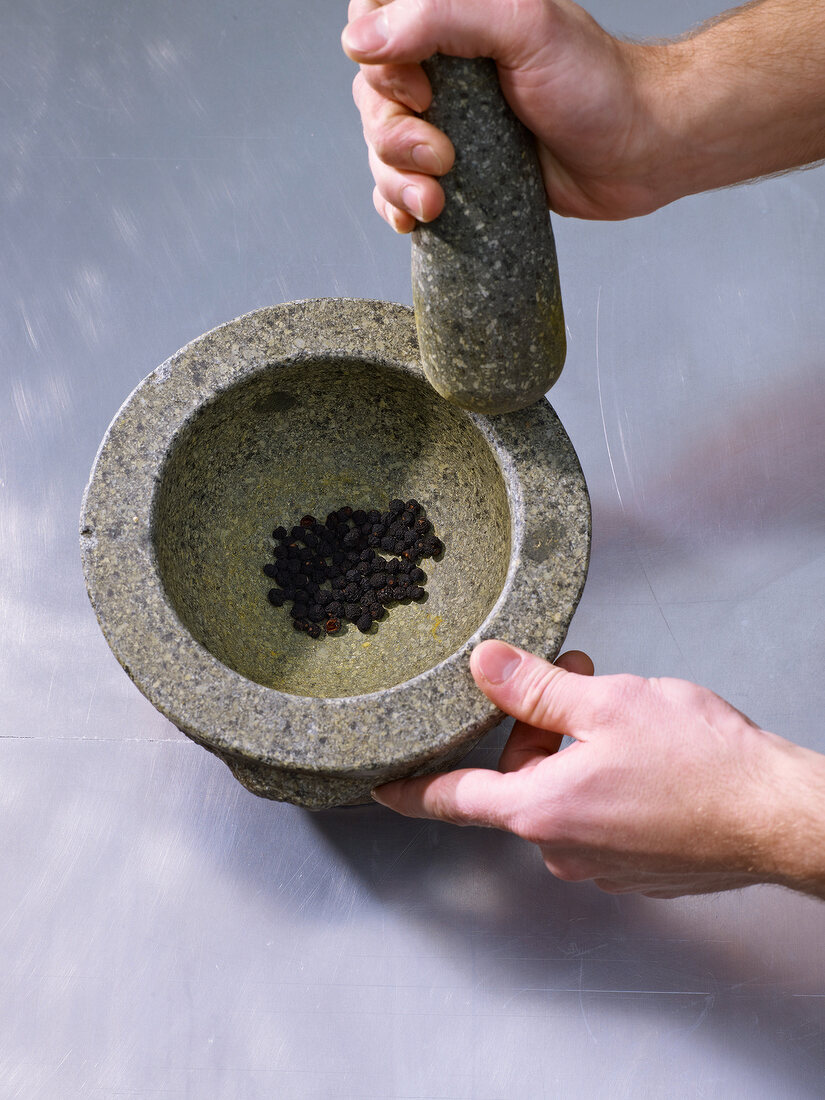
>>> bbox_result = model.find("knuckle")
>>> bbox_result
[543,857,589,883]
[593,878,629,894]
[370,116,417,162]
[588,673,648,729]
[520,663,568,726]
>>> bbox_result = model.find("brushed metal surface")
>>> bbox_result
[2,1,824,1096]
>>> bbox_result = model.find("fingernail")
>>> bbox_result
[411,143,443,173]
[401,184,424,219]
[387,206,407,233]
[371,784,393,806]
[342,12,388,55]
[476,641,522,685]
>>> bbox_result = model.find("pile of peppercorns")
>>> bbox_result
[263,498,443,638]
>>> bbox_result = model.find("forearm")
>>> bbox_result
[632,0,825,206]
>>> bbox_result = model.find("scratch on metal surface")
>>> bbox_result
[83,665,102,727]
[594,283,694,678]
[594,284,625,514]
[11,378,36,444]
[377,823,430,882]
[0,734,189,742]
[577,956,597,1043]
[19,301,40,351]
[278,851,315,894]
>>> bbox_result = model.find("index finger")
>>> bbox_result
[372,766,524,830]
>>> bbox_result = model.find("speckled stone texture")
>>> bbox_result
[411,56,566,415]
[80,299,589,808]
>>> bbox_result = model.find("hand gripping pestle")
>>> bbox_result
[411,56,566,415]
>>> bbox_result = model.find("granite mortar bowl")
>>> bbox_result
[80,298,590,808]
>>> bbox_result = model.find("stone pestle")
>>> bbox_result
[411,56,566,415]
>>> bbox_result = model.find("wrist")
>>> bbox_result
[752,737,825,899]
[603,39,702,215]
[619,38,712,211]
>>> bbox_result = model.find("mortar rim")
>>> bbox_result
[80,298,590,776]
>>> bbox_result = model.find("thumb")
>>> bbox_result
[342,0,539,66]
[470,640,592,738]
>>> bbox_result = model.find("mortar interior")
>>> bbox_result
[152,356,511,698]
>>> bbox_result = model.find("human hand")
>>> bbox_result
[342,0,681,229]
[343,0,825,233]
[373,640,825,899]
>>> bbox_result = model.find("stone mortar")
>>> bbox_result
[80,298,590,808]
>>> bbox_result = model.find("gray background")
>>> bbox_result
[2,0,824,1096]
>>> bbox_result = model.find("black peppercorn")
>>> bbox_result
[266,496,440,640]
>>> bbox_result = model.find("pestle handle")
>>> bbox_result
[411,56,566,415]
